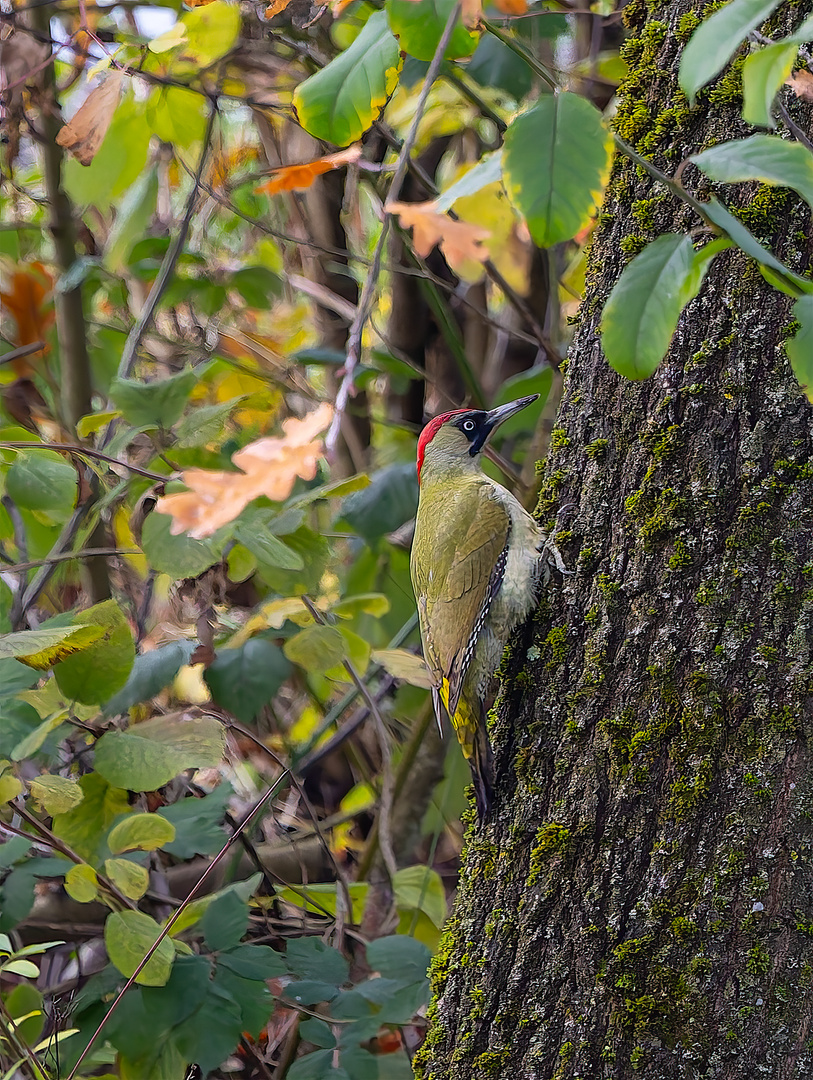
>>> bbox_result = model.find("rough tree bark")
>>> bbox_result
[415,0,813,1077]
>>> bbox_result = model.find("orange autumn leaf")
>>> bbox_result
[387,200,490,266]
[56,69,124,166]
[0,262,55,372]
[255,145,362,196]
[493,0,527,12]
[155,403,333,538]
[263,0,293,17]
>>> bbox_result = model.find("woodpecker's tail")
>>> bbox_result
[440,681,494,820]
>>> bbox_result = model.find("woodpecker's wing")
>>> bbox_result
[412,483,510,716]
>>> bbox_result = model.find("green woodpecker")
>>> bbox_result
[410,395,543,820]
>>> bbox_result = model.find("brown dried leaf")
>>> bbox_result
[462,0,483,29]
[255,145,362,194]
[154,404,333,538]
[56,69,125,166]
[387,200,490,265]
[785,69,813,103]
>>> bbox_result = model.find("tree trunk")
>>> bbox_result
[415,1,813,1077]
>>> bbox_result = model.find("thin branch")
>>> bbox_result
[65,768,292,1080]
[301,597,398,883]
[324,1,465,458]
[0,341,46,366]
[116,103,218,381]
[3,547,138,574]
[0,442,170,482]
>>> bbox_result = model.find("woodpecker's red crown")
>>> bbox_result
[416,395,539,482]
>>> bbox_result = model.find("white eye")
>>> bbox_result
[462,419,475,432]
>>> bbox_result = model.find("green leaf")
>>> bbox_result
[0,625,104,669]
[701,196,813,292]
[64,91,151,212]
[217,943,287,980]
[4,983,44,1047]
[64,863,99,903]
[786,295,813,400]
[201,891,248,951]
[11,713,68,761]
[503,92,612,247]
[339,462,418,542]
[109,366,198,430]
[55,599,135,706]
[287,1049,333,1080]
[366,935,431,984]
[204,638,291,723]
[293,10,402,147]
[141,511,225,579]
[145,86,207,148]
[0,771,22,805]
[2,958,40,978]
[233,520,304,571]
[105,910,175,986]
[691,134,813,212]
[278,882,369,923]
[166,971,243,1076]
[467,33,533,100]
[231,266,283,309]
[103,641,196,717]
[104,858,150,900]
[601,234,721,380]
[435,151,504,213]
[52,773,131,863]
[5,450,76,520]
[284,625,347,673]
[108,813,176,854]
[393,864,447,928]
[94,714,225,792]
[742,42,798,127]
[103,169,159,274]
[387,0,479,61]
[179,0,241,66]
[325,626,370,679]
[27,775,84,815]
[287,472,370,508]
[155,784,230,859]
[286,937,349,984]
[214,964,274,1038]
[330,593,390,619]
[678,0,784,105]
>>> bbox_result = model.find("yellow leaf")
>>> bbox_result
[387,200,490,269]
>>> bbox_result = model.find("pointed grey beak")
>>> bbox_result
[484,394,539,434]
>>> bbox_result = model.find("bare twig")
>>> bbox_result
[301,597,398,883]
[0,341,46,366]
[116,104,218,381]
[2,547,138,574]
[65,768,292,1080]
[324,1,465,458]
[0,442,170,482]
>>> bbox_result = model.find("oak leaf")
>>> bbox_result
[263,0,293,17]
[255,145,362,195]
[154,403,333,538]
[386,200,490,269]
[56,69,125,166]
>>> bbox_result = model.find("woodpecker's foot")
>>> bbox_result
[539,533,569,578]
